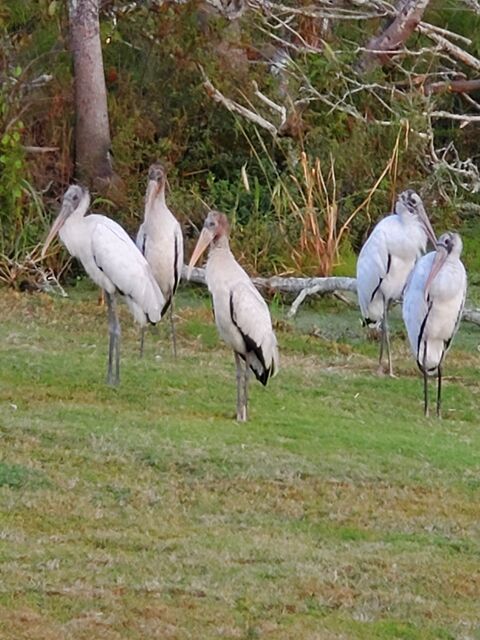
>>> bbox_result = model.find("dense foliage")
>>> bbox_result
[1,0,480,286]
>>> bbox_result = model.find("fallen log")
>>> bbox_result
[183,265,480,326]
[184,265,356,295]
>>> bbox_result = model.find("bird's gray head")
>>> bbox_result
[424,231,463,298]
[63,184,88,212]
[396,189,424,217]
[40,184,90,259]
[148,163,166,186]
[187,210,230,279]
[203,210,230,240]
[436,231,462,258]
[145,163,167,208]
[395,189,437,246]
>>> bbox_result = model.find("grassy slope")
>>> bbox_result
[0,284,479,640]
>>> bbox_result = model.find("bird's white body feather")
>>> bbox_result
[59,208,165,326]
[357,213,429,324]
[136,192,184,311]
[205,242,279,383]
[403,249,466,372]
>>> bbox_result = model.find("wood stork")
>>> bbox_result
[187,210,279,422]
[402,232,466,417]
[356,189,437,376]
[41,184,166,386]
[136,163,184,357]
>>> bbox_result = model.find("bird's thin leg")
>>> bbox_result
[170,301,177,359]
[422,344,429,418]
[378,297,393,376]
[436,365,442,419]
[378,322,385,373]
[234,353,246,422]
[383,301,394,377]
[139,327,146,358]
[105,291,121,386]
[243,363,249,423]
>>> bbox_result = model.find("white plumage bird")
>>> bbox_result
[187,210,279,422]
[136,163,184,357]
[41,184,166,385]
[403,232,466,417]
[356,189,437,375]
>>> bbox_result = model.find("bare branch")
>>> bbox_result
[201,72,278,136]
[424,78,480,95]
[416,24,480,71]
[24,146,59,153]
[248,0,388,20]
[428,111,480,122]
[252,80,287,125]
[417,21,472,46]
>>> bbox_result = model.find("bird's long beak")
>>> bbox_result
[145,179,160,207]
[187,227,214,280]
[418,205,437,247]
[40,202,72,259]
[424,245,448,299]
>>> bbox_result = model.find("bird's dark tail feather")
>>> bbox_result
[362,317,378,328]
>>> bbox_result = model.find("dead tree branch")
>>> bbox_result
[358,0,431,72]
[428,110,480,122]
[416,24,480,71]
[202,72,278,136]
[184,266,480,326]
[424,78,480,95]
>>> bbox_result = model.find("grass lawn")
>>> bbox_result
[0,282,479,639]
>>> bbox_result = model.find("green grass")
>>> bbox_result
[0,284,480,639]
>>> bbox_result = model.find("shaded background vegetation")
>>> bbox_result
[1,0,480,287]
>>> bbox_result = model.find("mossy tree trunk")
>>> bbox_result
[68,0,121,197]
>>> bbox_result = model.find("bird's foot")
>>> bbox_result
[236,408,248,422]
[376,364,386,377]
[376,364,396,378]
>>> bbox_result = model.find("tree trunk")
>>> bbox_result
[68,0,121,197]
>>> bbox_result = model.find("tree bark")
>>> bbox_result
[68,0,121,197]
[358,0,431,73]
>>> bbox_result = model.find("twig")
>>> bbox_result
[428,111,480,122]
[23,146,59,153]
